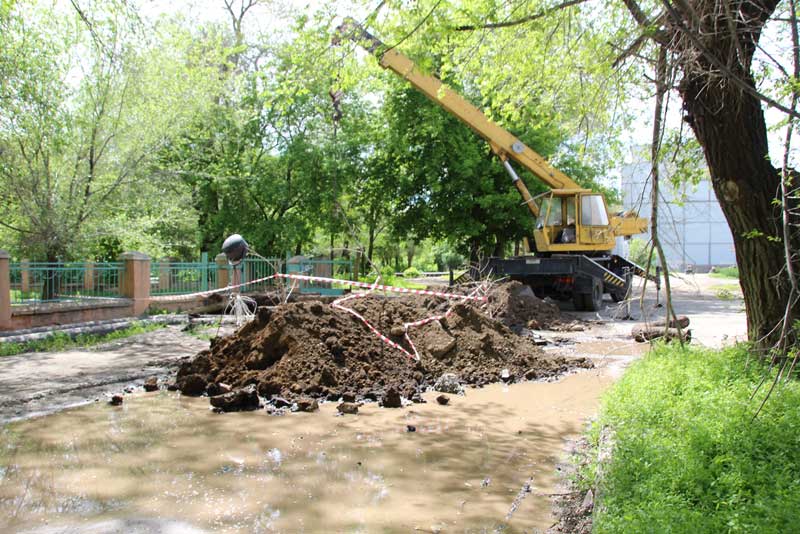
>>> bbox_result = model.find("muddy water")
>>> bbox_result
[0,358,630,534]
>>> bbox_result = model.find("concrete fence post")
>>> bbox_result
[120,251,150,315]
[20,258,29,293]
[83,262,94,292]
[0,250,11,330]
[158,261,170,292]
[216,254,230,289]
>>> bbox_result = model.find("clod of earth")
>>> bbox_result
[337,402,359,414]
[143,376,158,392]
[294,397,319,412]
[209,384,259,412]
[175,283,592,410]
[380,388,402,408]
[436,394,450,406]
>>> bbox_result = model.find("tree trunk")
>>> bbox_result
[680,75,800,347]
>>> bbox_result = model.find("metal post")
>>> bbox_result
[201,251,209,292]
[625,268,633,319]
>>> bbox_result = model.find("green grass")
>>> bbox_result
[0,321,165,357]
[584,344,800,534]
[711,266,740,279]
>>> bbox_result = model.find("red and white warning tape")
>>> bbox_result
[149,271,490,361]
[149,273,487,302]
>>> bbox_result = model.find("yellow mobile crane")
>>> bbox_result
[335,19,652,311]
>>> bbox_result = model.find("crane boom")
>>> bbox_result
[334,19,582,219]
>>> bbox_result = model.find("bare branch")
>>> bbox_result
[455,0,588,31]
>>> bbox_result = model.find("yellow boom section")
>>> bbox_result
[378,47,582,195]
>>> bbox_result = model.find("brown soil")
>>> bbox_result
[176,283,591,405]
[485,281,562,329]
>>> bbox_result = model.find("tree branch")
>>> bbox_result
[455,0,588,31]
[658,0,800,119]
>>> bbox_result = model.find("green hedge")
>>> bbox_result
[588,344,800,534]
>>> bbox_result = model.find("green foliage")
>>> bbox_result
[0,322,165,357]
[586,344,800,534]
[627,238,655,268]
[711,266,740,279]
[403,266,420,278]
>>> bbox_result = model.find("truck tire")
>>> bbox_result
[572,290,586,311]
[585,277,603,311]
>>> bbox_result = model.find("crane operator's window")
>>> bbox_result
[581,195,609,226]
[537,197,563,228]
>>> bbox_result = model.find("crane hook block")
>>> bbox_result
[222,234,249,265]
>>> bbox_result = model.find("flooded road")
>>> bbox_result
[0,353,634,534]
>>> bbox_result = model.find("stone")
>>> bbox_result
[380,388,402,408]
[143,376,159,392]
[337,402,359,415]
[436,394,450,406]
[406,425,416,432]
[166,383,179,391]
[209,384,260,412]
[433,373,463,395]
[109,394,123,406]
[295,397,319,412]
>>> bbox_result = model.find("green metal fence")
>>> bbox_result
[287,258,354,295]
[150,261,217,296]
[9,262,124,305]
[238,257,281,291]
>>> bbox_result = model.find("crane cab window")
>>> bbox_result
[581,195,609,226]
[537,197,563,228]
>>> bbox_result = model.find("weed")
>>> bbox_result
[0,322,165,357]
[710,266,739,278]
[584,344,800,534]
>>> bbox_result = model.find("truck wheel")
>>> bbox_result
[572,291,585,311]
[584,278,603,311]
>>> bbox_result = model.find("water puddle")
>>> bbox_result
[0,361,627,533]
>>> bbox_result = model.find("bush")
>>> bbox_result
[586,344,800,534]
[403,266,420,278]
[627,238,656,268]
[711,265,739,278]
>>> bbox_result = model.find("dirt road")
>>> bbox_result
[0,326,208,423]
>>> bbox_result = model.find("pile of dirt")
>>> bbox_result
[485,281,562,329]
[176,286,591,407]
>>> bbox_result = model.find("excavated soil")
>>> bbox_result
[485,281,562,329]
[176,283,591,405]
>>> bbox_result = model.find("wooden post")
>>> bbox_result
[0,250,11,330]
[216,254,230,289]
[20,258,29,293]
[120,252,150,315]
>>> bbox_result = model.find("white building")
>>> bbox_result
[620,158,736,273]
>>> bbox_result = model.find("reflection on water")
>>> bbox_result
[0,361,624,533]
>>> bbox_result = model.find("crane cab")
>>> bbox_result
[531,189,616,253]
